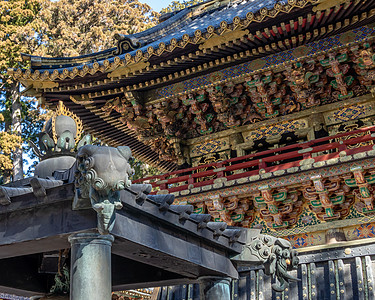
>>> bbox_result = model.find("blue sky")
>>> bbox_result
[143,0,174,12]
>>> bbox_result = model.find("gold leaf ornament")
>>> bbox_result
[51,101,83,143]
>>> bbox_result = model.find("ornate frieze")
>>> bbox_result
[190,138,229,158]
[177,153,375,233]
[242,119,308,141]
[102,40,375,161]
[325,103,374,125]
[331,123,374,149]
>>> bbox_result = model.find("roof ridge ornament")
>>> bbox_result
[74,145,135,234]
[113,33,142,56]
[50,101,83,144]
[30,101,88,160]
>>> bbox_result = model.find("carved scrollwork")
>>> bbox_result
[74,145,134,235]
[231,232,299,292]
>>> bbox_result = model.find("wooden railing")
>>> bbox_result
[133,126,375,194]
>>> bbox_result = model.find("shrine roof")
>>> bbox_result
[10,0,375,172]
[17,0,310,76]
[31,0,284,64]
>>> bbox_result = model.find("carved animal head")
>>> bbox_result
[76,145,134,191]
[74,145,135,234]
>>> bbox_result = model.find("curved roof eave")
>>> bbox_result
[11,0,316,82]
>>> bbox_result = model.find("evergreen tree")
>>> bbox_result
[0,0,44,182]
[160,0,204,14]
[37,0,159,57]
[0,112,21,183]
[1,0,160,181]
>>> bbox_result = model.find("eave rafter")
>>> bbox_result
[37,23,375,170]
[11,0,375,98]
[58,28,375,105]
[8,0,375,172]
[9,0,323,83]
[44,99,176,172]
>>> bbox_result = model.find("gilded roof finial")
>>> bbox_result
[30,101,89,161]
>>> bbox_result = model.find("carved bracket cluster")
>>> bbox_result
[231,230,299,292]
[301,175,352,221]
[343,166,375,213]
[204,195,254,226]
[101,42,374,162]
[74,145,134,234]
[253,185,302,229]
[188,163,375,230]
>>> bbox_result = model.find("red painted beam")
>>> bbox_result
[134,127,375,194]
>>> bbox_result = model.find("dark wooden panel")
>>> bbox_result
[157,246,375,300]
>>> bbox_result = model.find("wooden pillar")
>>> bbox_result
[69,232,114,300]
[308,112,326,140]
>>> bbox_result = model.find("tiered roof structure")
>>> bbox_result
[11,0,375,170]
[8,0,375,298]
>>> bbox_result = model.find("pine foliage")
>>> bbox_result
[0,113,21,180]
[0,0,44,181]
[160,0,204,14]
[37,0,159,57]
[0,0,164,180]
